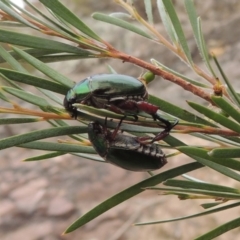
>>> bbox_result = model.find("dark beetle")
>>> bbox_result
[88,121,167,172]
[64,74,178,135]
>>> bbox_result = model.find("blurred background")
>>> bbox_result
[1,1,240,239]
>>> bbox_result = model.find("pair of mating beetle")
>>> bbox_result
[64,74,178,171]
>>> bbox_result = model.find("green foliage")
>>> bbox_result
[0,0,240,239]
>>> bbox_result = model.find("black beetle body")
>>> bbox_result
[88,121,167,171]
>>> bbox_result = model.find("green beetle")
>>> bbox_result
[88,121,167,172]
[64,73,147,117]
[64,73,178,136]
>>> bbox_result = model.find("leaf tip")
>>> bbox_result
[207,150,214,156]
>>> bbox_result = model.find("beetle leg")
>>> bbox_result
[111,116,126,139]
[64,97,78,119]
[105,103,138,121]
[103,116,126,141]
[136,101,178,130]
[135,136,152,144]
[151,129,170,143]
[105,104,126,115]
[71,110,78,119]
[135,115,178,144]
[103,117,108,135]
[150,118,178,143]
[67,106,78,119]
[152,113,178,131]
[107,100,140,121]
[135,128,172,145]
[136,101,158,114]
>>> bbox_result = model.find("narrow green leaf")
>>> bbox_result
[184,0,209,72]
[0,29,90,55]
[201,202,224,209]
[0,45,26,73]
[146,186,240,199]
[76,104,177,132]
[151,59,210,88]
[74,103,135,122]
[135,201,240,225]
[73,153,105,163]
[213,55,240,107]
[24,151,66,161]
[178,146,240,172]
[0,21,25,27]
[182,174,206,182]
[38,54,95,63]
[0,1,38,30]
[184,0,199,45]
[157,0,177,43]
[0,118,40,125]
[149,95,216,127]
[0,73,23,90]
[39,89,63,105]
[92,13,152,39]
[64,162,203,233]
[19,141,95,153]
[107,65,117,74]
[225,136,240,145]
[162,0,193,64]
[185,0,217,80]
[192,133,240,148]
[209,148,240,158]
[50,119,69,127]
[164,179,240,193]
[22,0,79,39]
[0,126,87,150]
[40,0,102,42]
[0,90,9,102]
[197,17,216,77]
[109,12,132,20]
[8,0,104,53]
[12,47,74,88]
[195,217,240,240]
[0,49,63,64]
[73,104,169,133]
[188,101,240,133]
[178,146,240,182]
[2,86,50,107]
[164,134,186,148]
[0,68,69,95]
[144,0,153,24]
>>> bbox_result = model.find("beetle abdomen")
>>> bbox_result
[137,142,166,159]
[108,134,167,171]
[107,147,167,171]
[88,121,168,171]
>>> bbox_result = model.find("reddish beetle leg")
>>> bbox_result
[135,101,178,141]
[105,100,178,143]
